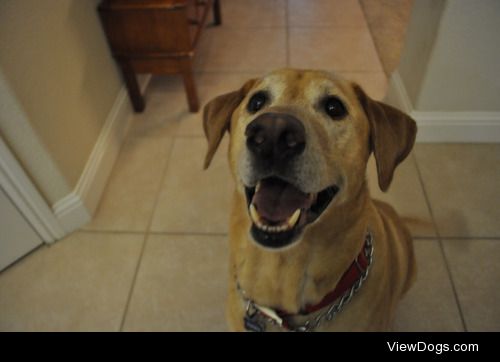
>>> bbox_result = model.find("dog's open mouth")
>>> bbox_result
[244,177,339,248]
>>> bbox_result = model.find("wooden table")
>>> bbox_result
[98,0,221,113]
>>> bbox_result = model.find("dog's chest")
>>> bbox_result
[236,246,330,313]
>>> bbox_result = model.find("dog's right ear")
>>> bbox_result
[203,79,257,169]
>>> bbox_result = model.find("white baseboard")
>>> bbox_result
[386,71,500,143]
[53,75,152,233]
[411,111,500,143]
[52,193,90,234]
[0,138,65,243]
[0,71,67,243]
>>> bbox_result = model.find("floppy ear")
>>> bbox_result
[353,84,417,192]
[203,79,257,169]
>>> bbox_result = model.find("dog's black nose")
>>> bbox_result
[245,113,306,163]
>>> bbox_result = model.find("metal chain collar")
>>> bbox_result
[239,231,374,332]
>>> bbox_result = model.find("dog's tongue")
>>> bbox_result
[252,178,311,222]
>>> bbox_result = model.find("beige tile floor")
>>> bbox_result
[1,0,499,332]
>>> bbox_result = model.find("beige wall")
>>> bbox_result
[0,0,122,203]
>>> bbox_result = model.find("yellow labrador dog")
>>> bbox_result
[203,69,417,332]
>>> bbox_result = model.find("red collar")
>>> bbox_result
[241,233,373,331]
[307,241,369,314]
[279,237,370,317]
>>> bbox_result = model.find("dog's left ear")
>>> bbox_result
[203,79,257,169]
[353,84,417,192]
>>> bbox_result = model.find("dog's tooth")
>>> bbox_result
[287,209,301,228]
[255,181,261,193]
[249,204,260,224]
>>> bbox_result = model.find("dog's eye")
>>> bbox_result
[247,91,268,113]
[324,96,347,120]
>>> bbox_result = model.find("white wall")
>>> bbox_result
[387,0,500,142]
[416,0,500,111]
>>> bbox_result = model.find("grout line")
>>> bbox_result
[81,229,228,237]
[285,25,373,29]
[209,25,286,29]
[149,69,388,94]
[413,236,500,241]
[118,137,176,332]
[80,228,499,240]
[431,236,500,241]
[149,70,387,85]
[411,237,444,241]
[196,69,387,75]
[79,229,146,235]
[118,232,149,332]
[436,241,468,332]
[412,152,469,332]
[202,25,371,30]
[411,153,440,242]
[142,138,176,234]
[192,70,269,75]
[172,135,205,139]
[335,70,389,74]
[148,231,228,237]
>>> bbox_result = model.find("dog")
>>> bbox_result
[202,69,417,331]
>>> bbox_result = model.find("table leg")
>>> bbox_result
[180,59,200,113]
[120,62,145,113]
[182,70,200,113]
[213,0,222,26]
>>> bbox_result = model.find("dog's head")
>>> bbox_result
[203,69,416,250]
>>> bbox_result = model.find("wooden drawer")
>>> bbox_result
[99,0,192,56]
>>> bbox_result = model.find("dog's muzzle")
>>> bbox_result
[243,113,338,249]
